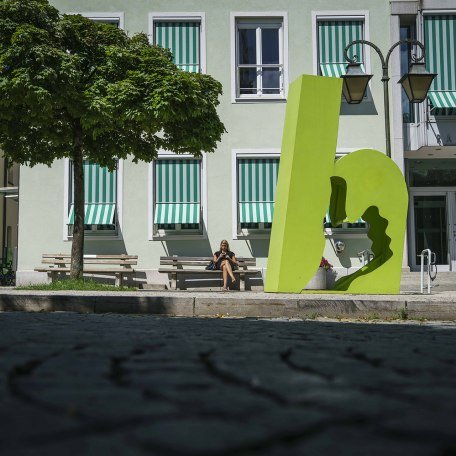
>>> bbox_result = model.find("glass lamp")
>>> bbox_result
[340,63,373,104]
[398,61,436,103]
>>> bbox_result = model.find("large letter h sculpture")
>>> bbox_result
[265,75,408,294]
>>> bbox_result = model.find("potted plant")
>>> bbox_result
[305,257,333,290]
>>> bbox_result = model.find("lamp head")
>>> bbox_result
[398,61,436,103]
[340,62,373,104]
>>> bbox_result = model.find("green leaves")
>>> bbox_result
[0,0,225,169]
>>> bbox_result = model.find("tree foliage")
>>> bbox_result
[0,0,225,169]
[0,0,225,278]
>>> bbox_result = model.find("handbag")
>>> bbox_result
[205,261,216,270]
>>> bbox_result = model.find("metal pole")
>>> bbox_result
[420,252,424,293]
[382,73,391,158]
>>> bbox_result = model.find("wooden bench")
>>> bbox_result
[158,256,259,291]
[35,254,138,286]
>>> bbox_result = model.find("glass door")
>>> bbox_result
[411,193,450,270]
[452,193,456,271]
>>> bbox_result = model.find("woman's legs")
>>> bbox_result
[221,261,228,290]
[224,261,236,283]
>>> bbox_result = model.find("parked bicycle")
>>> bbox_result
[0,258,15,286]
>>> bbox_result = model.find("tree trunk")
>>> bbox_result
[70,121,84,279]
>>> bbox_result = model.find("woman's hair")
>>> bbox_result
[220,239,230,250]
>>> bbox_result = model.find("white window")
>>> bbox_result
[151,158,204,237]
[231,13,288,101]
[312,11,370,77]
[149,13,206,74]
[63,159,123,240]
[69,12,124,29]
[232,149,280,238]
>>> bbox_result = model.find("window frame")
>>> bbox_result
[148,152,208,241]
[148,12,206,74]
[312,11,371,92]
[67,12,125,29]
[63,158,124,241]
[230,12,288,103]
[232,149,280,239]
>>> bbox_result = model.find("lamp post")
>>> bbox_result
[341,39,436,158]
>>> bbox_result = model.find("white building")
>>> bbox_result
[15,0,456,287]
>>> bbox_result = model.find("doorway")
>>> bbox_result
[409,190,456,271]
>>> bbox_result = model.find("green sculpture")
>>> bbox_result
[265,75,408,294]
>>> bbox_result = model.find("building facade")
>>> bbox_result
[15,0,456,286]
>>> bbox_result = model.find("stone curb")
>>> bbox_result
[1,293,456,320]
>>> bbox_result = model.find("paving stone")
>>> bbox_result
[0,313,455,454]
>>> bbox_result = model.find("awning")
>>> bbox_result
[155,21,201,74]
[239,202,274,223]
[68,204,116,225]
[428,91,456,109]
[154,203,200,224]
[320,63,365,78]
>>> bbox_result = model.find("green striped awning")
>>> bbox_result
[320,63,365,78]
[154,159,201,225]
[318,20,364,68]
[155,21,200,73]
[428,91,456,113]
[68,161,117,225]
[238,158,279,224]
[154,203,200,224]
[68,204,116,225]
[424,15,456,92]
[320,63,346,78]
[239,202,274,224]
[70,161,117,205]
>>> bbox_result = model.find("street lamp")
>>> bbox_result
[341,39,436,157]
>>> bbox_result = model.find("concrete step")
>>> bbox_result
[401,271,456,292]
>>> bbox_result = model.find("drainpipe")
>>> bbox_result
[2,157,7,259]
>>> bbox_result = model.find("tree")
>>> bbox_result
[0,0,225,278]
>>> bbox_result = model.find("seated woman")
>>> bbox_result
[213,240,238,291]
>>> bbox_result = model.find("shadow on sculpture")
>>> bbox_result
[265,75,408,295]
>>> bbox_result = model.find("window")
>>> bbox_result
[424,14,456,116]
[72,12,124,29]
[153,19,202,73]
[317,18,365,78]
[153,159,202,235]
[233,15,286,100]
[237,157,279,234]
[91,18,120,27]
[400,23,416,123]
[67,161,118,236]
[324,212,366,230]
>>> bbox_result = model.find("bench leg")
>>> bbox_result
[239,273,246,292]
[170,273,177,290]
[115,273,123,287]
[49,271,57,283]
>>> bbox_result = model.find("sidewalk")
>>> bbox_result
[1,289,456,321]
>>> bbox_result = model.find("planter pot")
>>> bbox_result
[305,267,327,290]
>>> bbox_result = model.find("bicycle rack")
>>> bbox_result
[418,249,436,294]
[358,249,374,266]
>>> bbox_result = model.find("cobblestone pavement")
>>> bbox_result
[0,313,455,455]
